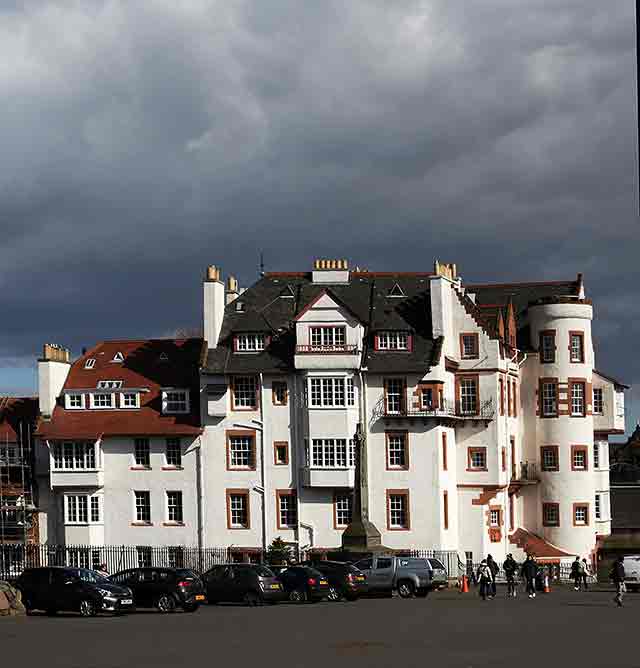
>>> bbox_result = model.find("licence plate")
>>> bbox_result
[356,576,365,581]
[319,580,328,585]
[270,584,281,589]
[195,595,205,601]
[120,599,133,605]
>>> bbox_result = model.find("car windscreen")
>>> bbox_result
[252,566,276,578]
[175,569,200,580]
[428,559,446,570]
[69,568,111,584]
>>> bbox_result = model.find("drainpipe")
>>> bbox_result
[258,372,267,559]
[293,374,305,561]
[195,435,204,552]
[358,369,369,520]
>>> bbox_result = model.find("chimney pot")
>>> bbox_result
[206,265,221,282]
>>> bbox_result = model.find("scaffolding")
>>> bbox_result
[0,398,37,568]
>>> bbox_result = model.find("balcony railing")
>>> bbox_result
[371,397,494,421]
[511,461,539,483]
[296,344,358,354]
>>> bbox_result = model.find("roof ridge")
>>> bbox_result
[467,280,577,289]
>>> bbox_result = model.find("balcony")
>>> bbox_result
[510,461,539,486]
[294,344,360,370]
[50,470,104,488]
[300,466,355,488]
[371,397,495,422]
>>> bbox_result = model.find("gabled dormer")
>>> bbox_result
[293,290,363,369]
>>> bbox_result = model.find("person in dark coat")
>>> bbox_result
[610,556,626,607]
[486,555,499,598]
[503,554,518,598]
[476,560,494,601]
[520,555,538,598]
[570,557,582,591]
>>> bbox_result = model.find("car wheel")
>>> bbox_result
[244,590,261,607]
[79,599,98,617]
[289,588,307,604]
[156,594,176,613]
[397,581,415,599]
[327,586,342,602]
[183,603,199,613]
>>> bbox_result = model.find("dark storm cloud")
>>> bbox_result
[0,0,638,427]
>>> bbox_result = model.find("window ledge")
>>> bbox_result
[130,522,154,526]
[162,522,185,527]
[53,469,102,473]
[466,468,488,472]
[130,466,152,471]
[161,466,184,471]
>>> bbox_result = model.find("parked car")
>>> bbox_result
[203,564,285,606]
[274,565,329,603]
[109,567,205,612]
[620,555,640,591]
[353,555,433,598]
[301,560,368,601]
[427,558,449,589]
[16,566,134,617]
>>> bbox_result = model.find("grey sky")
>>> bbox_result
[0,1,638,432]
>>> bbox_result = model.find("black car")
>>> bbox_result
[109,567,205,612]
[16,567,134,617]
[203,564,285,606]
[302,560,368,601]
[275,566,329,603]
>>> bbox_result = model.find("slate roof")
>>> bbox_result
[37,339,203,440]
[0,397,38,443]
[467,278,581,350]
[204,273,438,375]
[204,272,586,374]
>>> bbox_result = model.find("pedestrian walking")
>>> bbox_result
[520,555,538,598]
[610,556,625,607]
[581,558,591,591]
[96,563,109,577]
[570,557,582,591]
[476,560,494,601]
[503,554,518,598]
[486,555,499,598]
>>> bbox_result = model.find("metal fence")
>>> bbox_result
[0,544,231,581]
[464,561,596,584]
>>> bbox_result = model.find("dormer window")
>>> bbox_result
[65,394,84,410]
[387,283,405,298]
[310,326,345,348]
[84,359,96,369]
[111,352,124,363]
[97,380,122,390]
[121,392,140,409]
[162,389,190,414]
[375,331,410,351]
[234,333,266,352]
[90,393,114,409]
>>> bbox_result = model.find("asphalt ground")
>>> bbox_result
[1,585,634,668]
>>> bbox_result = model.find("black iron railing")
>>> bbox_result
[371,397,494,421]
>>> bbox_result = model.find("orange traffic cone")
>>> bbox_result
[461,575,469,593]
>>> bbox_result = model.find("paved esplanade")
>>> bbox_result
[1,588,632,668]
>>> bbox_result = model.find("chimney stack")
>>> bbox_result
[38,343,72,417]
[226,275,240,305]
[203,265,226,349]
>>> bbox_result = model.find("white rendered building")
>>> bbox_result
[200,260,626,566]
[35,339,203,567]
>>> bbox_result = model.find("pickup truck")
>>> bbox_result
[353,555,443,598]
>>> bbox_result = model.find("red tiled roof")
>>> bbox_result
[36,339,204,440]
[0,397,39,442]
[510,528,575,560]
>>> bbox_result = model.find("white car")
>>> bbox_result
[622,555,640,591]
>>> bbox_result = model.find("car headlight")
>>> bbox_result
[97,588,113,598]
